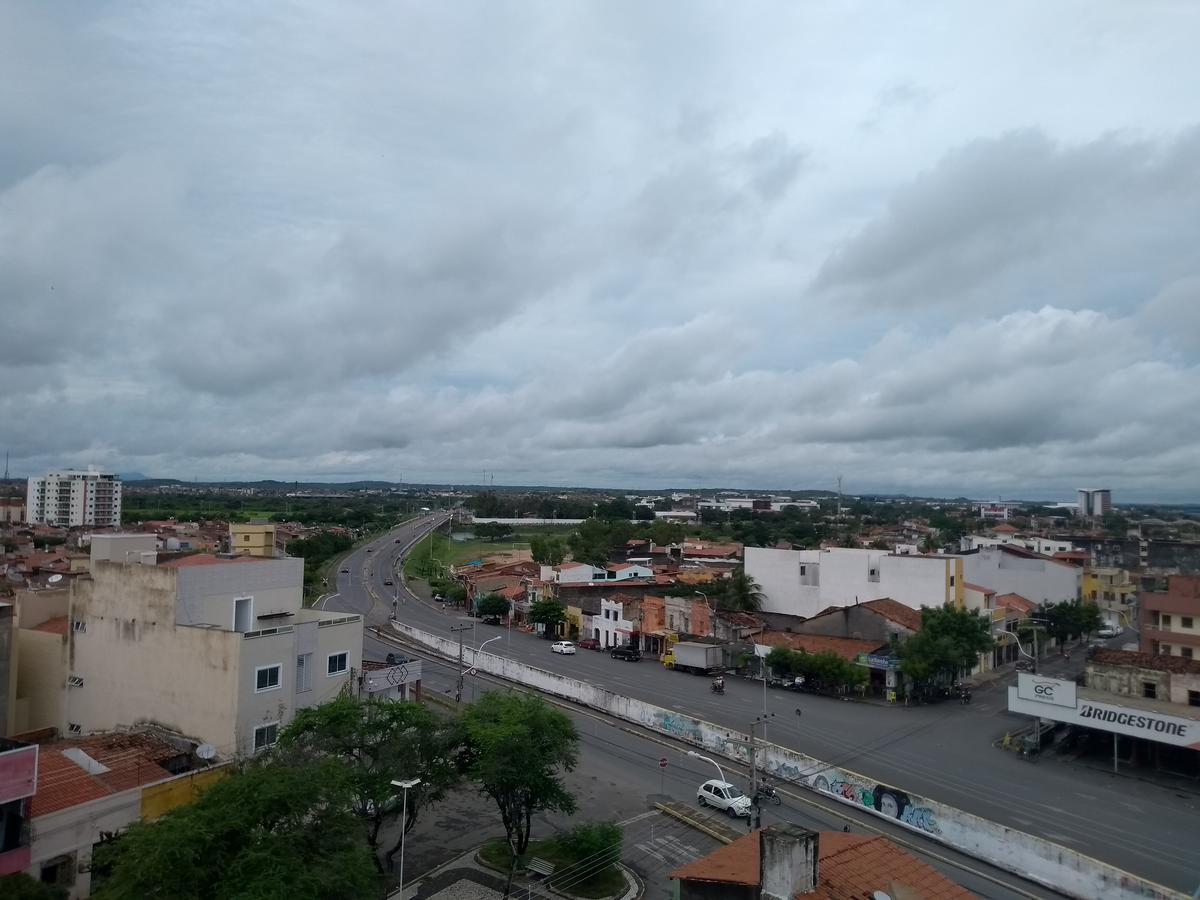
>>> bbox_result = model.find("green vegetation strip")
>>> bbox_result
[478,835,626,899]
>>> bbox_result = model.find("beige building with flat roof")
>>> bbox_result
[228,522,278,558]
[67,554,361,756]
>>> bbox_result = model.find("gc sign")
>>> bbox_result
[1017,673,1077,709]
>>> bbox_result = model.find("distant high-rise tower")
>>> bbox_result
[1076,488,1112,518]
[26,466,122,527]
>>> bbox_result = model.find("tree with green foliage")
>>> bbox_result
[721,568,764,613]
[476,593,511,620]
[765,646,867,691]
[529,599,567,636]
[285,529,355,588]
[92,758,375,900]
[279,694,464,872]
[634,505,656,521]
[443,583,469,606]
[475,522,515,542]
[897,604,994,689]
[646,519,685,546]
[530,535,567,566]
[1037,599,1103,644]
[463,692,579,895]
[567,517,634,567]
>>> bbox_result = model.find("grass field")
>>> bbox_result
[405,525,575,575]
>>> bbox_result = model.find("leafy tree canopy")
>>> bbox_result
[476,593,511,619]
[92,758,375,900]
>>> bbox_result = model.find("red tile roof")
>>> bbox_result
[756,632,886,660]
[992,523,1019,534]
[671,828,973,899]
[32,732,182,817]
[159,554,260,568]
[1091,648,1200,676]
[32,615,69,635]
[961,582,994,594]
[994,592,1036,614]
[860,597,924,632]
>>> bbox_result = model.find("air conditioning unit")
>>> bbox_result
[72,620,87,633]
[68,723,82,734]
[68,675,84,688]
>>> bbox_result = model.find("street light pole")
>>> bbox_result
[685,750,726,786]
[390,777,421,897]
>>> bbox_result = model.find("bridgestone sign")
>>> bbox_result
[1007,683,1200,749]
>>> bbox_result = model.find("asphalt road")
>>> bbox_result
[331,518,1200,895]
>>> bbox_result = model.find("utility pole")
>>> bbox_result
[451,624,472,703]
[746,713,775,830]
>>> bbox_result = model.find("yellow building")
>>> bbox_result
[1083,566,1138,626]
[229,521,277,558]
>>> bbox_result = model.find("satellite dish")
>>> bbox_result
[48,574,63,584]
[196,743,217,760]
[872,892,893,900]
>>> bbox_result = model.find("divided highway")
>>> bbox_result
[330,518,1200,895]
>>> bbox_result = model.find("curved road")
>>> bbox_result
[329,518,1199,895]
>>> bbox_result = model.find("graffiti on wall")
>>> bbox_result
[810,772,941,836]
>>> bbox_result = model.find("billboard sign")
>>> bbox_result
[1017,673,1077,709]
[1008,687,1200,749]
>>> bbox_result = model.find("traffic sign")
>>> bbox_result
[658,757,668,769]
[468,667,477,676]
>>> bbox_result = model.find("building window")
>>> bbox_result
[1189,691,1200,708]
[1161,645,1172,655]
[297,653,312,692]
[255,664,281,692]
[1142,681,1157,700]
[254,722,279,752]
[949,575,955,587]
[1182,647,1194,660]
[1162,614,1172,629]
[327,651,349,676]
[1183,617,1194,630]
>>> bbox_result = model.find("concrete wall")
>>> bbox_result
[958,549,1079,604]
[746,548,954,619]
[90,534,157,567]
[393,621,1183,900]
[72,565,242,753]
[176,557,304,628]
[12,629,66,736]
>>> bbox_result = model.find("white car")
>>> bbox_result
[551,640,576,655]
[1096,624,1121,638]
[697,779,752,818]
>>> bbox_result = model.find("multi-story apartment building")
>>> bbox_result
[69,555,362,756]
[1140,575,1200,660]
[1083,566,1138,628]
[25,467,122,527]
[1077,488,1112,518]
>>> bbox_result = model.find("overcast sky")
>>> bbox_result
[4,3,1199,501]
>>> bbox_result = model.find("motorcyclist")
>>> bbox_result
[711,675,725,693]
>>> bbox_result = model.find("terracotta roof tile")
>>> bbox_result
[860,597,924,632]
[960,582,994,594]
[756,632,887,660]
[671,829,973,899]
[32,615,69,635]
[994,592,1036,614]
[160,554,261,568]
[1091,648,1200,676]
[32,732,182,817]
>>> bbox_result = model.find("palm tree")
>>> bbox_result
[720,567,765,613]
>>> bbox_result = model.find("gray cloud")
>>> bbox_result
[4,3,1200,501]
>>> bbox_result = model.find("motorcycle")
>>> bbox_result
[710,681,725,695]
[756,784,782,806]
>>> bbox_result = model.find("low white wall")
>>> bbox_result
[393,621,1184,900]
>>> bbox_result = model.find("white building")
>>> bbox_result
[26,468,122,528]
[69,555,362,757]
[1077,489,1112,518]
[542,562,654,584]
[592,597,637,649]
[956,546,1080,605]
[745,547,962,619]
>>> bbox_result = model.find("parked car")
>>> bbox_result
[340,568,350,573]
[1096,624,1122,638]
[697,779,752,818]
[384,580,394,586]
[577,638,602,651]
[385,652,409,665]
[610,644,642,661]
[551,641,577,655]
